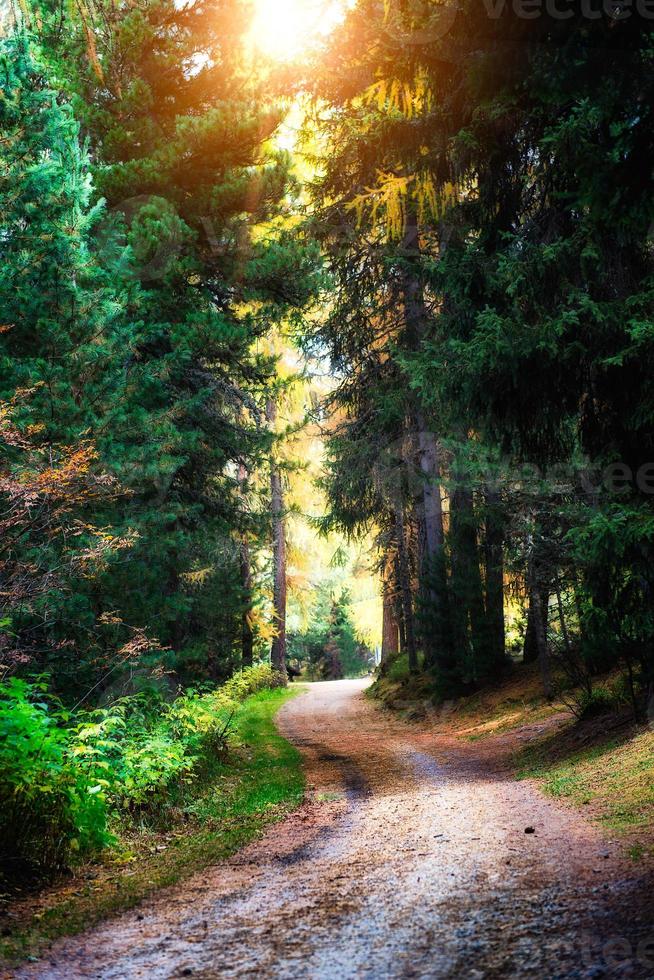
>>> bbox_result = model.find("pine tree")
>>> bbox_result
[26,0,320,683]
[0,32,136,687]
[0,32,121,444]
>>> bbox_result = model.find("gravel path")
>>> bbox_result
[16,679,654,979]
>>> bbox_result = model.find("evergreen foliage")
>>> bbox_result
[309,0,654,706]
[289,587,373,679]
[0,10,318,694]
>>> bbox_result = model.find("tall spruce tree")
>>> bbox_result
[0,32,138,688]
[23,0,320,685]
[307,0,510,692]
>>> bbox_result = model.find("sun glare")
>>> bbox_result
[250,0,346,62]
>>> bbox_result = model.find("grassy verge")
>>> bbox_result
[515,720,654,858]
[368,654,439,719]
[0,685,304,964]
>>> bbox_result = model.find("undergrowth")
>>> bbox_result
[0,683,303,963]
[0,664,283,880]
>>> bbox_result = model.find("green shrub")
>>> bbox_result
[387,654,411,683]
[214,663,282,704]
[0,664,280,877]
[577,685,622,720]
[71,703,195,815]
[0,678,111,877]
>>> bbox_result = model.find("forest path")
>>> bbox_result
[18,679,654,980]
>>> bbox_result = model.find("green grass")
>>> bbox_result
[0,686,304,964]
[515,725,654,850]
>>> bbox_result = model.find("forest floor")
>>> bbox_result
[8,677,654,979]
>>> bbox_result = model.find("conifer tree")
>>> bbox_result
[314,0,654,705]
[25,0,320,682]
[0,32,121,444]
[0,32,135,686]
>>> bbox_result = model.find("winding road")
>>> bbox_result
[18,679,654,979]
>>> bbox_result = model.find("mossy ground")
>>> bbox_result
[0,686,304,964]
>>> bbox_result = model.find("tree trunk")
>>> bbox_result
[401,209,449,669]
[555,578,572,656]
[524,584,549,665]
[395,555,407,655]
[417,426,446,561]
[381,553,400,672]
[450,476,488,683]
[414,424,449,671]
[484,485,506,667]
[238,460,254,669]
[240,536,254,669]
[267,399,287,679]
[395,504,418,673]
[524,592,538,664]
[530,584,552,698]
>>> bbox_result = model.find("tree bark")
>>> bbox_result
[381,553,400,672]
[401,209,449,668]
[524,584,549,665]
[267,398,287,679]
[530,584,552,698]
[555,578,572,656]
[238,459,254,669]
[395,555,407,655]
[395,504,418,673]
[239,536,254,669]
[484,485,506,667]
[417,426,446,561]
[450,476,488,682]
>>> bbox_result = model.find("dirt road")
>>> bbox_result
[18,680,654,979]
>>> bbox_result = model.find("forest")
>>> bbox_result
[1,0,654,974]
